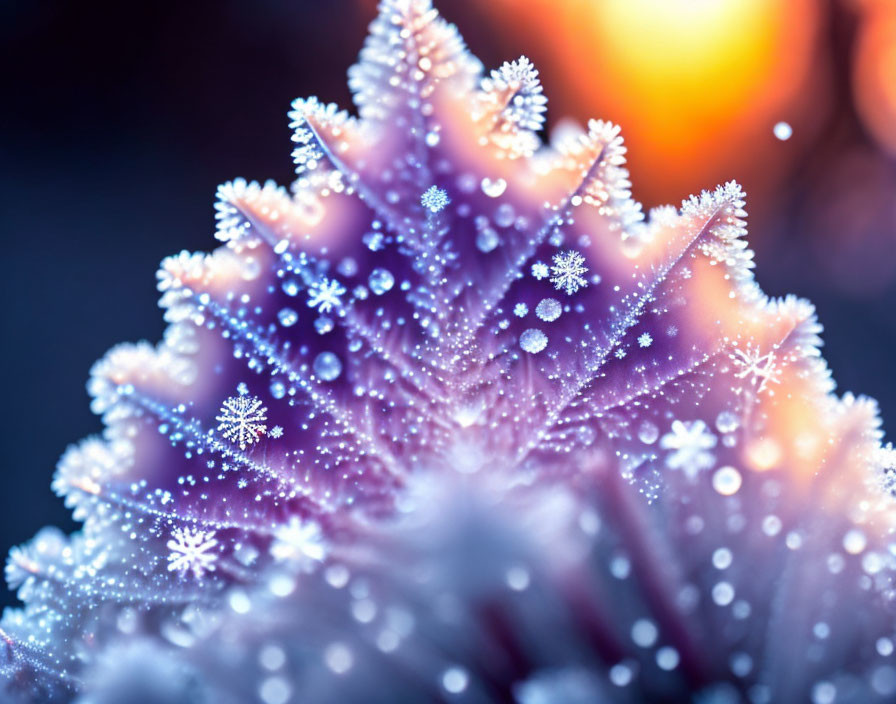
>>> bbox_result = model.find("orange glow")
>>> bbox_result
[853,1,896,155]
[475,0,825,207]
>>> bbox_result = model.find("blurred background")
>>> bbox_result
[1,0,894,608]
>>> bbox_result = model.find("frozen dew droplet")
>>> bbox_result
[424,130,440,147]
[712,466,742,496]
[494,203,516,228]
[535,298,562,322]
[368,268,395,295]
[773,121,793,141]
[441,666,469,694]
[269,380,286,400]
[281,278,300,297]
[715,410,740,434]
[314,316,334,335]
[843,528,867,555]
[313,352,342,382]
[480,177,507,198]
[520,328,548,354]
[324,643,353,675]
[656,647,680,671]
[631,619,658,648]
[638,421,659,445]
[277,308,298,327]
[476,227,500,253]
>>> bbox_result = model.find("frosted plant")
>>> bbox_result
[2,1,895,702]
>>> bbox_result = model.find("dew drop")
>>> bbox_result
[712,466,742,496]
[715,410,740,434]
[368,268,395,295]
[282,278,300,297]
[313,352,342,382]
[476,227,500,253]
[638,421,659,445]
[773,121,793,141]
[277,308,298,327]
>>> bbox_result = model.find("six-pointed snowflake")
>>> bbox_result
[167,527,219,579]
[420,185,450,213]
[216,394,268,449]
[550,250,589,295]
[307,278,346,314]
[638,333,653,348]
[731,344,780,393]
[531,261,549,280]
[660,420,717,480]
[270,517,327,569]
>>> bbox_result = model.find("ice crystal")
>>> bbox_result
[166,527,218,579]
[420,185,450,213]
[3,1,895,702]
[306,277,345,314]
[215,393,267,450]
[550,249,589,295]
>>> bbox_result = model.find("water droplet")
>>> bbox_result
[712,466,742,496]
[476,227,500,253]
[638,421,659,445]
[277,308,298,327]
[716,410,740,434]
[480,177,507,198]
[494,203,515,228]
[368,268,395,295]
[441,666,469,694]
[315,316,334,335]
[773,121,793,141]
[535,298,562,322]
[313,352,342,382]
[843,528,867,555]
[282,278,300,297]
[520,328,547,354]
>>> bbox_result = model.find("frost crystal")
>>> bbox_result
[3,2,895,703]
[550,250,589,295]
[306,277,346,314]
[166,527,218,579]
[660,420,717,479]
[216,394,267,449]
[269,518,327,567]
[731,343,780,393]
[420,185,450,213]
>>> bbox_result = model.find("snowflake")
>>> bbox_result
[614,348,627,359]
[167,527,218,579]
[269,425,284,439]
[660,420,717,480]
[307,278,346,314]
[420,185,450,213]
[531,261,549,280]
[638,333,653,348]
[216,394,268,450]
[513,302,528,317]
[550,250,589,295]
[731,344,780,393]
[270,517,327,569]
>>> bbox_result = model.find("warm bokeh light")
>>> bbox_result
[853,0,896,156]
[475,0,826,207]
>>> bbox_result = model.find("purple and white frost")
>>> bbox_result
[3,1,896,702]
